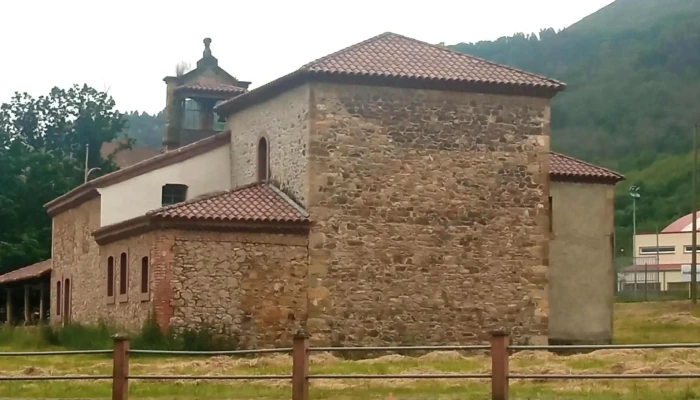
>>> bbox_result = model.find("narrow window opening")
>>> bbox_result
[141,257,149,294]
[119,252,127,295]
[63,278,71,324]
[56,281,62,316]
[548,196,553,233]
[107,256,114,297]
[161,184,188,206]
[257,137,269,182]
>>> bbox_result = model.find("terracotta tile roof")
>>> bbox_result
[550,152,624,183]
[301,32,565,89]
[0,259,51,285]
[216,32,565,116]
[174,83,247,95]
[149,183,309,223]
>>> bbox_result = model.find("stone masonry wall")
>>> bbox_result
[227,84,310,205]
[50,198,154,330]
[307,82,551,345]
[166,230,308,348]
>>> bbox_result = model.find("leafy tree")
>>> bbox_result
[0,85,127,274]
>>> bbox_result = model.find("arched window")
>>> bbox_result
[119,252,128,296]
[56,281,62,316]
[140,257,149,294]
[107,256,114,297]
[257,137,269,182]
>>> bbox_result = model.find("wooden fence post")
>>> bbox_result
[491,329,510,400]
[112,334,130,400]
[292,330,310,400]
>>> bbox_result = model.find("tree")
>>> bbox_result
[0,84,128,274]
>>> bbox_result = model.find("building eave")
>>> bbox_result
[215,70,563,118]
[93,214,310,246]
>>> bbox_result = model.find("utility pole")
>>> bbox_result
[83,143,101,183]
[693,123,699,304]
[84,143,89,183]
[629,186,640,300]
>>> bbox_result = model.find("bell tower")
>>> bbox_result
[162,38,251,151]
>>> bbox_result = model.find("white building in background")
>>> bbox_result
[621,212,700,292]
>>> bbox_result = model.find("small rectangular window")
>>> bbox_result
[685,245,700,253]
[161,184,188,206]
[639,246,675,255]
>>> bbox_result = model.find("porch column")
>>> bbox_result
[39,284,45,322]
[23,285,30,324]
[5,288,12,325]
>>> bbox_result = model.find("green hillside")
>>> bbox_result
[448,0,700,252]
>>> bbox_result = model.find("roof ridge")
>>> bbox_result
[386,32,566,87]
[551,151,623,178]
[300,32,394,71]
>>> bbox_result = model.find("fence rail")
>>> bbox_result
[2,332,700,400]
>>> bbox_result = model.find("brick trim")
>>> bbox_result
[153,234,175,333]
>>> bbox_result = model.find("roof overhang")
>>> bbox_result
[215,70,563,118]
[93,214,310,245]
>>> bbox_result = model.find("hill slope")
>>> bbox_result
[449,0,700,251]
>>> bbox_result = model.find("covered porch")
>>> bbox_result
[0,259,51,325]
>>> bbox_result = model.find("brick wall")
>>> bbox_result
[306,82,551,345]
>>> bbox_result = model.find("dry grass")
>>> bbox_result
[2,301,700,398]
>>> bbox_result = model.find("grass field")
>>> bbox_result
[2,301,700,399]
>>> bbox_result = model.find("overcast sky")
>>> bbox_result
[0,0,614,114]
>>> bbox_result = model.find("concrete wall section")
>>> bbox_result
[549,181,615,344]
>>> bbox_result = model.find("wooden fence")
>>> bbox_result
[2,331,700,400]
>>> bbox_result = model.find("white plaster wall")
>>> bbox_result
[98,145,231,227]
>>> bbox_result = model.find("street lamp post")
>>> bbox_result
[629,186,641,299]
[692,123,699,304]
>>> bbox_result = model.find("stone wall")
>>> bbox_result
[306,82,551,345]
[549,181,615,344]
[227,84,310,205]
[166,230,308,348]
[50,198,154,330]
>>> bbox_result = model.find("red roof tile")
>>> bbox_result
[149,183,308,223]
[0,259,51,285]
[301,32,565,89]
[174,83,247,95]
[550,152,624,183]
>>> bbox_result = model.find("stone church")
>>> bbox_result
[2,33,624,347]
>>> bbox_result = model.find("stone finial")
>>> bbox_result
[203,38,212,57]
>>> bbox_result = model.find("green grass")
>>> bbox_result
[2,301,700,398]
